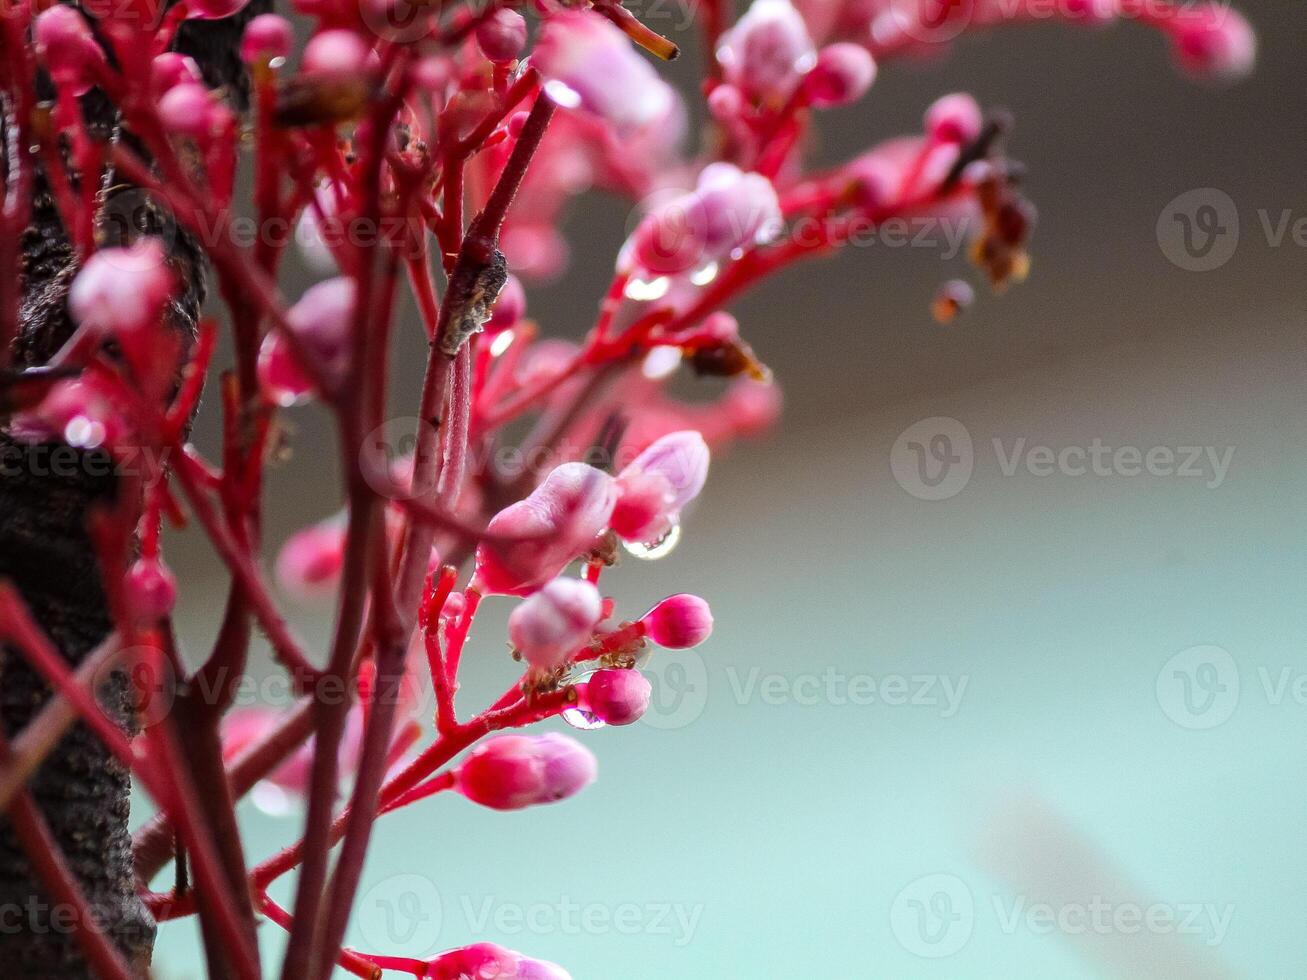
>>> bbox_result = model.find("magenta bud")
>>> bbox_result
[475,463,616,596]
[302,30,375,82]
[924,92,983,145]
[805,43,876,108]
[509,578,603,671]
[583,669,652,726]
[151,53,202,94]
[533,11,673,130]
[275,520,346,600]
[1167,6,1255,82]
[125,558,177,621]
[716,0,816,102]
[534,732,598,801]
[426,943,572,980]
[643,594,714,649]
[257,277,355,403]
[611,431,709,543]
[34,5,104,96]
[185,0,251,19]
[455,734,596,811]
[158,83,219,140]
[476,8,528,63]
[241,14,293,64]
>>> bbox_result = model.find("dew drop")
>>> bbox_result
[562,705,606,731]
[624,275,671,302]
[689,261,719,286]
[622,523,681,561]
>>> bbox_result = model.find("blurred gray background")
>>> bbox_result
[152,1,1306,976]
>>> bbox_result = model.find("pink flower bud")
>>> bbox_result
[14,378,127,451]
[257,277,356,403]
[487,273,526,331]
[643,594,713,648]
[706,83,745,122]
[151,53,202,94]
[68,241,174,340]
[533,732,598,801]
[34,5,104,96]
[508,578,603,670]
[455,733,597,810]
[241,14,293,64]
[125,558,177,620]
[611,431,709,542]
[723,378,782,436]
[533,11,673,130]
[158,83,220,140]
[275,520,346,600]
[805,43,876,108]
[186,0,251,19]
[476,463,616,596]
[924,93,983,145]
[302,30,375,82]
[1167,6,1255,82]
[427,943,572,980]
[583,669,651,726]
[716,0,816,103]
[631,164,781,275]
[477,8,528,63]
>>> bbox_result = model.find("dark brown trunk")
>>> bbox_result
[0,6,265,974]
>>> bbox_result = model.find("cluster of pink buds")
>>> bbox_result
[0,0,1255,974]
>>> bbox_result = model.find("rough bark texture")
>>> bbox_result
[0,6,264,975]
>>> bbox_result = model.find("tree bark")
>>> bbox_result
[0,6,264,975]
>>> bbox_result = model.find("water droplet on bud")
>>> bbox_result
[622,523,681,561]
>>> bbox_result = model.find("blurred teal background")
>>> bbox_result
[145,0,1304,975]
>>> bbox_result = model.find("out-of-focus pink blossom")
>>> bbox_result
[532,11,673,130]
[302,30,375,81]
[257,277,355,403]
[805,43,876,107]
[151,54,202,94]
[159,83,225,140]
[455,733,597,811]
[475,463,616,595]
[477,9,528,63]
[611,431,709,543]
[582,669,652,726]
[275,519,346,600]
[716,0,817,103]
[629,164,781,275]
[241,14,294,64]
[11,378,127,451]
[33,5,104,96]
[426,943,572,980]
[68,241,174,341]
[508,577,603,670]
[643,593,714,648]
[1166,6,1255,81]
[924,92,983,145]
[185,0,251,19]
[125,558,178,621]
